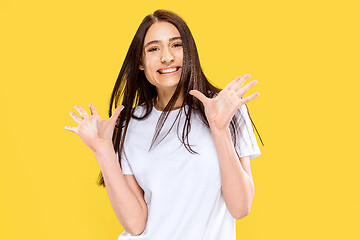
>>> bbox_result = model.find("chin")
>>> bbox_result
[157,83,180,91]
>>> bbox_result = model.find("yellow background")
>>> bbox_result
[1,0,359,239]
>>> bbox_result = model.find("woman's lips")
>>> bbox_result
[157,67,181,75]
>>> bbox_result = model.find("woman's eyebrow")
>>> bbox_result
[144,36,181,48]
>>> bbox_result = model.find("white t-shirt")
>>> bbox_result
[117,102,261,240]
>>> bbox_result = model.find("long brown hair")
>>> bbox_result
[97,9,263,186]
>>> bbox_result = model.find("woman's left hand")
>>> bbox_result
[189,74,259,130]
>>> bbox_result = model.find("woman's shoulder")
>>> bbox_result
[133,102,147,115]
[129,102,154,120]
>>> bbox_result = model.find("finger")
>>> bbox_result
[88,104,98,115]
[74,105,89,119]
[64,125,77,133]
[70,111,82,124]
[110,105,124,123]
[237,92,260,106]
[224,76,242,90]
[236,80,258,97]
[189,90,208,105]
[232,74,252,92]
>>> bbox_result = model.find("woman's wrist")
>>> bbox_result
[93,141,115,156]
[209,125,231,135]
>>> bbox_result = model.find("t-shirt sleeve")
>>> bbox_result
[233,103,261,160]
[116,150,134,175]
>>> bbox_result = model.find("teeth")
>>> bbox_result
[159,67,178,74]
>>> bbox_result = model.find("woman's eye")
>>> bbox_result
[173,43,183,48]
[148,47,158,52]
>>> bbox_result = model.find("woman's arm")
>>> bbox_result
[210,128,254,219]
[94,144,148,235]
[65,104,147,235]
[189,74,259,219]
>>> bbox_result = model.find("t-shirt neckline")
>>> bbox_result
[152,104,182,114]
[152,98,183,114]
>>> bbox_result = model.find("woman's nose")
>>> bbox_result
[161,48,174,63]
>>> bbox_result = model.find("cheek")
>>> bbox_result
[144,68,155,81]
[143,61,159,83]
[143,57,157,73]
[175,51,183,62]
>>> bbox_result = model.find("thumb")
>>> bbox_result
[110,105,124,123]
[189,90,207,104]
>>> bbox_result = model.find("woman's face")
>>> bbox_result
[140,21,183,93]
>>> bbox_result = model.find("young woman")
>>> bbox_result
[65,9,262,240]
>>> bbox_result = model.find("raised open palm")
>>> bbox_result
[64,104,124,152]
[189,74,259,130]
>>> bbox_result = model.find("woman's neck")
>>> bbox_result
[155,89,184,111]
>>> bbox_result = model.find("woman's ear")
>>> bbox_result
[139,59,144,70]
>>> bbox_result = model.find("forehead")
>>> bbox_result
[144,21,181,44]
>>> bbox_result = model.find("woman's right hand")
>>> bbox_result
[64,104,124,152]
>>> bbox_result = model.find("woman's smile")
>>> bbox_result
[157,66,181,75]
